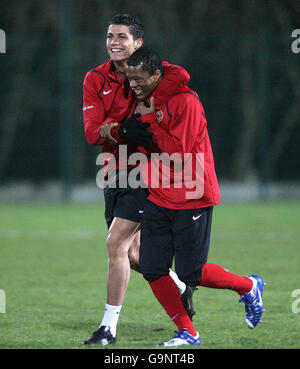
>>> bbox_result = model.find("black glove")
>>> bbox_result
[118,114,153,145]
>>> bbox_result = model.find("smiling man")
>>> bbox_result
[127,63,162,100]
[82,14,195,346]
[125,47,265,347]
[106,19,143,76]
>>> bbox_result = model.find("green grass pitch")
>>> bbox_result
[0,200,300,349]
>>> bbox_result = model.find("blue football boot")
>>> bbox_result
[239,274,265,329]
[157,330,201,347]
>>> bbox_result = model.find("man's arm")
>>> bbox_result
[83,71,117,146]
[153,62,190,107]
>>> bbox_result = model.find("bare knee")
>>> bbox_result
[106,232,129,259]
[106,218,140,265]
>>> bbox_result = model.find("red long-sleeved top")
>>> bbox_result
[139,87,221,209]
[82,59,190,169]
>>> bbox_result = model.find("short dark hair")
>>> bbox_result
[109,14,144,40]
[127,47,164,76]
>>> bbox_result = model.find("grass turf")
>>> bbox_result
[0,200,299,349]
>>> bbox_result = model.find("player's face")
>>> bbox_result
[106,24,142,62]
[126,65,161,100]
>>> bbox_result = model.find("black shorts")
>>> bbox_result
[103,169,149,229]
[140,199,213,286]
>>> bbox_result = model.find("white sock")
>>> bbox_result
[169,268,186,295]
[99,304,122,337]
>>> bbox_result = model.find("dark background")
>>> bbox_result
[0,0,299,200]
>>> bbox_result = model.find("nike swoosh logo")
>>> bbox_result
[103,89,112,95]
[257,286,263,307]
[193,214,202,221]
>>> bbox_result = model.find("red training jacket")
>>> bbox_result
[82,59,190,169]
[139,87,221,209]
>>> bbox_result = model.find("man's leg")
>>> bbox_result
[174,205,264,328]
[83,215,188,346]
[172,206,252,295]
[128,231,187,295]
[140,201,199,347]
[83,217,139,346]
[106,217,140,306]
[106,185,187,296]
[198,263,265,328]
[199,263,253,296]
[172,206,264,329]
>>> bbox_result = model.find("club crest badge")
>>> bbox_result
[156,110,164,122]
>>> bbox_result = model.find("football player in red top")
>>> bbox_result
[125,47,265,347]
[83,14,196,346]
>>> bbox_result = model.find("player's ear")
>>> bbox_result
[153,69,162,83]
[134,38,143,50]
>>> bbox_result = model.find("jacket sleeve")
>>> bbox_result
[83,71,109,146]
[153,62,190,107]
[140,94,204,156]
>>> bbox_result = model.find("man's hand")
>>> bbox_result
[100,122,119,143]
[135,97,155,116]
[118,114,153,145]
